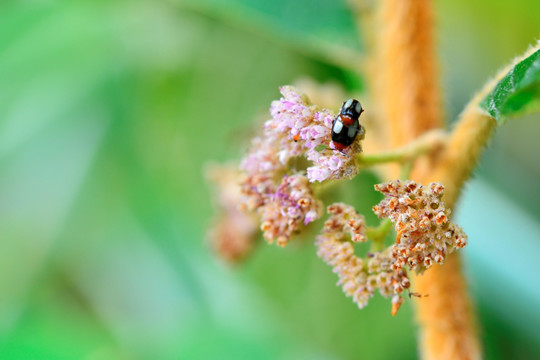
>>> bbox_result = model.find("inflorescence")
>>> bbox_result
[209,85,466,314]
[237,86,363,245]
[207,164,258,262]
[373,180,468,274]
[316,203,410,314]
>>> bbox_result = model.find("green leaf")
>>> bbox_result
[480,46,540,122]
[178,0,363,69]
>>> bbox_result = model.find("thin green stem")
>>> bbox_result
[400,160,413,180]
[360,152,407,165]
[358,129,447,167]
[367,218,393,252]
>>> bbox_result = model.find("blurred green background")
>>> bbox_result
[1,0,539,359]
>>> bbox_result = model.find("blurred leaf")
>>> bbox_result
[0,278,123,360]
[0,1,122,341]
[179,0,363,70]
[479,46,540,122]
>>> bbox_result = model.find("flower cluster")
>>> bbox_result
[316,203,410,314]
[266,86,363,182]
[259,174,322,246]
[209,84,470,316]
[324,203,367,243]
[240,86,362,184]
[237,86,365,245]
[206,164,258,262]
[373,180,468,273]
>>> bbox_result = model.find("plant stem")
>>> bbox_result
[358,129,446,166]
[400,161,413,180]
[424,43,540,207]
[366,0,482,359]
[367,218,392,252]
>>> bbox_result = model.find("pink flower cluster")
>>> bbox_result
[241,86,362,184]
[237,86,365,245]
[259,175,322,246]
[373,180,468,273]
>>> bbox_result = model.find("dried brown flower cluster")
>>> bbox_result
[316,203,410,313]
[324,203,367,243]
[373,180,468,273]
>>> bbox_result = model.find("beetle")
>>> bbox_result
[331,99,364,151]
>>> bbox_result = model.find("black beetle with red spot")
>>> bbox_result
[331,99,365,151]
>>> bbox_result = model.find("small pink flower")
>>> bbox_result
[278,150,289,164]
[314,110,334,128]
[309,125,329,139]
[304,209,318,225]
[327,156,343,171]
[307,166,332,182]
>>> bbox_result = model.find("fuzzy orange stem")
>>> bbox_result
[426,101,497,207]
[415,253,481,360]
[370,0,482,359]
[374,0,442,148]
[407,40,540,360]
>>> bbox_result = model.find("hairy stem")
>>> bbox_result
[425,102,496,207]
[372,0,442,149]
[367,0,481,359]
[425,42,540,207]
[414,253,479,360]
